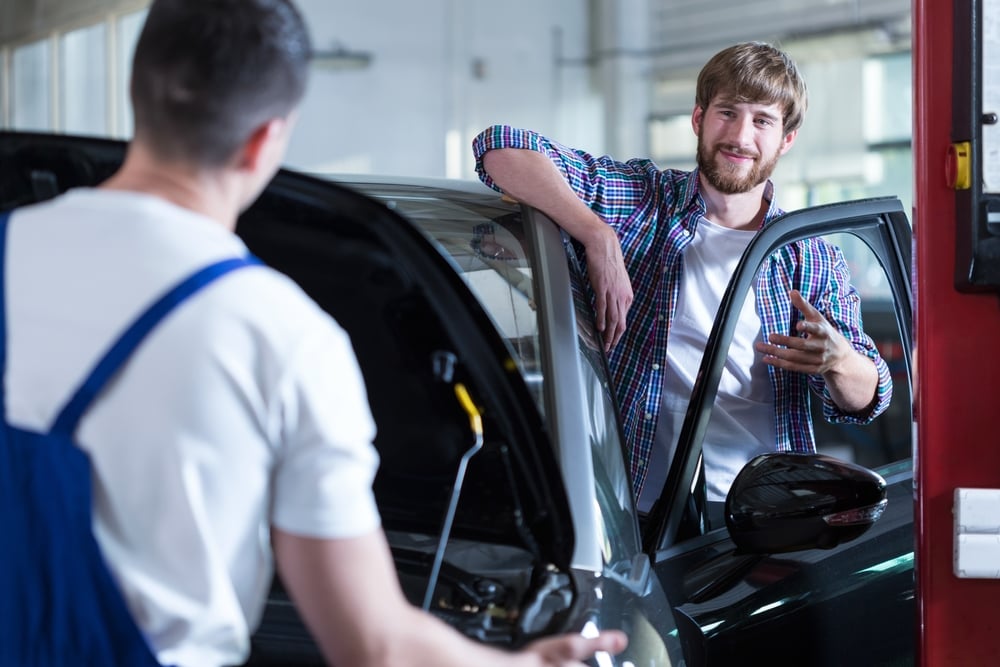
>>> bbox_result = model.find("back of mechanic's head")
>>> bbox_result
[130,0,311,167]
[695,41,808,134]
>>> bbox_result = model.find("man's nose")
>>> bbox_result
[728,114,756,147]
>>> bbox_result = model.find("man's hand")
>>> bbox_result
[754,289,878,413]
[586,224,633,352]
[521,630,629,666]
[754,289,851,375]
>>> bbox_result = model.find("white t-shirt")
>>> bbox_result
[5,189,381,667]
[639,217,775,511]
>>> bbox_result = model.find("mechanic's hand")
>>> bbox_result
[586,225,633,352]
[754,289,854,376]
[521,629,628,666]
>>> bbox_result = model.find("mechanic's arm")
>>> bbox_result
[272,527,627,667]
[481,148,632,350]
[755,289,879,414]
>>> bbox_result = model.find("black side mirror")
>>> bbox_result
[725,453,888,554]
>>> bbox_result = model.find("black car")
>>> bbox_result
[0,132,914,667]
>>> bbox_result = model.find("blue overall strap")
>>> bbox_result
[50,254,260,437]
[0,211,11,397]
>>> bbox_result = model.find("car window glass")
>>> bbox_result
[359,191,546,413]
[692,233,913,509]
[812,232,911,470]
[568,262,641,563]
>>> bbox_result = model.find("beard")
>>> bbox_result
[696,131,782,195]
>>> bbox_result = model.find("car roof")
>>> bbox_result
[313,172,513,202]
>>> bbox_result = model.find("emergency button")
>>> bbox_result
[946,142,972,190]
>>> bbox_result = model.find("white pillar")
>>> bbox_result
[594,0,651,158]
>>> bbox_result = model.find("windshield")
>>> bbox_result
[346,181,544,413]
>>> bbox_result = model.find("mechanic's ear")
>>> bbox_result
[237,118,287,172]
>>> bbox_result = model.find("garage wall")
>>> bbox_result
[291,0,605,178]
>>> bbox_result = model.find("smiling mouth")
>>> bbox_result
[719,146,758,161]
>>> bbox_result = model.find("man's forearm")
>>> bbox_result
[480,148,612,247]
[481,147,634,349]
[823,350,880,415]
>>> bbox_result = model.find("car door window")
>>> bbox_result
[695,231,912,498]
[647,198,913,550]
[647,201,915,667]
[810,232,911,469]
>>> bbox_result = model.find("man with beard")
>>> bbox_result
[471,42,891,516]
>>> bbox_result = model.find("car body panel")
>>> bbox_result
[654,467,914,665]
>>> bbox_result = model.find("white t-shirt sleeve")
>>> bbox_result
[270,320,382,539]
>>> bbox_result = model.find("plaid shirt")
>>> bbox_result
[473,125,892,496]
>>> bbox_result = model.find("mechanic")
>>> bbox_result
[472,42,892,514]
[0,1,626,665]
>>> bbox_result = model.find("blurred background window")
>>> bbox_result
[61,23,108,136]
[12,38,50,132]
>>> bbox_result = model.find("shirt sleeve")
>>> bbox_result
[270,320,381,539]
[809,242,893,424]
[471,124,657,229]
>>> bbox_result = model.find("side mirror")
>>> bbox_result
[725,453,888,554]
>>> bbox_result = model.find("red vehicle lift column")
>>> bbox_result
[913,0,1000,663]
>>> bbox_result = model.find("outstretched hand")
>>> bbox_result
[754,289,854,375]
[521,629,629,666]
[754,289,880,414]
[586,226,633,352]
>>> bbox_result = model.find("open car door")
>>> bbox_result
[646,197,915,666]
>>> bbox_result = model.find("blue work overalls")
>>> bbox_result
[0,210,258,666]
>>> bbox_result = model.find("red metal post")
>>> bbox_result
[913,0,1000,663]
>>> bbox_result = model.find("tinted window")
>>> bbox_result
[696,232,912,511]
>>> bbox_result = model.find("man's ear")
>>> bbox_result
[779,128,799,156]
[691,105,704,136]
[237,118,285,172]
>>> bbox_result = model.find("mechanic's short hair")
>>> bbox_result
[695,42,808,134]
[130,0,311,166]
